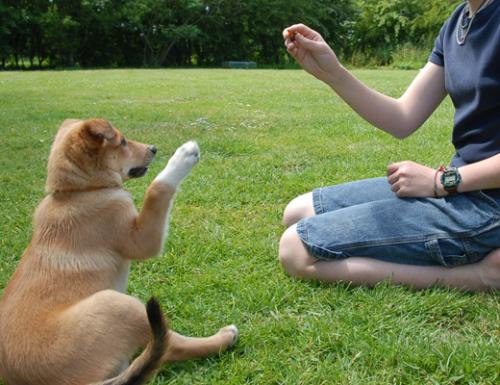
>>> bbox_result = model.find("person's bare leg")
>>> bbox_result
[278,225,500,291]
[282,192,315,227]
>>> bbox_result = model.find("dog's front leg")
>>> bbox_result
[124,141,200,259]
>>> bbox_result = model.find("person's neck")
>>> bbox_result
[468,0,488,14]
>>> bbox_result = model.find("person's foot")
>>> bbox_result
[478,249,500,290]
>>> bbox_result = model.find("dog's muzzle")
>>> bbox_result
[128,167,149,178]
[128,146,156,178]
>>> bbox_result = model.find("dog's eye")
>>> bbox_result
[120,138,127,147]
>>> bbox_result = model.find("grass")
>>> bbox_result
[0,68,499,385]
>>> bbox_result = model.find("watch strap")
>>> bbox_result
[434,165,446,198]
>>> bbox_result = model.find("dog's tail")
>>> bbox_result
[90,297,168,385]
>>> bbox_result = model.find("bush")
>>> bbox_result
[390,44,429,70]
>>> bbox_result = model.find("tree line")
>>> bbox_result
[0,0,461,69]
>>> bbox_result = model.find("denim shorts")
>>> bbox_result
[296,177,500,267]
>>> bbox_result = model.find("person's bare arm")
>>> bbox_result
[457,154,500,192]
[284,24,447,138]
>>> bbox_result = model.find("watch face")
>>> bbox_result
[443,174,457,185]
[441,168,461,190]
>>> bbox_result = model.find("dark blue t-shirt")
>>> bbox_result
[429,1,500,197]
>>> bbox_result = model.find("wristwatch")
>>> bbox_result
[440,166,462,195]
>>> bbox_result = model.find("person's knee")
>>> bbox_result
[282,203,302,227]
[282,193,314,227]
[480,249,500,290]
[278,226,310,278]
[278,227,294,271]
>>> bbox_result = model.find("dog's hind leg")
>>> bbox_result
[60,289,237,380]
[162,326,239,362]
[57,290,154,384]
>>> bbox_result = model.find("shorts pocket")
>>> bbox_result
[425,238,470,267]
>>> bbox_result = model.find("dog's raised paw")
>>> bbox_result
[176,140,200,167]
[155,141,200,187]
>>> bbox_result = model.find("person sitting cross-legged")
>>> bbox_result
[279,0,500,291]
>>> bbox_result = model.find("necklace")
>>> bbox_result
[456,0,495,45]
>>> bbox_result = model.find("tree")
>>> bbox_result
[350,0,461,65]
[39,0,81,66]
[193,0,355,66]
[0,1,15,68]
[0,0,462,69]
[123,0,204,67]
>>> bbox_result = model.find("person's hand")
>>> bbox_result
[387,161,446,198]
[283,24,341,84]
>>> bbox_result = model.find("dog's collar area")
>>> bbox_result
[49,184,123,195]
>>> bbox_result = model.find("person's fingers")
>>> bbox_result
[392,182,408,197]
[287,46,299,61]
[286,23,318,38]
[387,172,399,185]
[386,162,401,176]
[294,33,321,50]
[285,25,324,45]
[283,27,297,39]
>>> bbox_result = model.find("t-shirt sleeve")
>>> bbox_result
[428,22,447,66]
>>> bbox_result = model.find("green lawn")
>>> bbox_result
[0,69,498,385]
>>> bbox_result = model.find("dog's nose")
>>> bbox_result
[149,145,157,155]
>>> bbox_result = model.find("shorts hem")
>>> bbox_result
[296,219,345,261]
[312,188,324,215]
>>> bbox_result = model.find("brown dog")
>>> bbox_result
[0,119,238,385]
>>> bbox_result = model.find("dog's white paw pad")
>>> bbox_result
[155,141,200,187]
[220,324,239,347]
[176,141,200,165]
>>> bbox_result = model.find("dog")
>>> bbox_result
[0,119,238,385]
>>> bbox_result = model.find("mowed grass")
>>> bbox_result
[0,69,499,385]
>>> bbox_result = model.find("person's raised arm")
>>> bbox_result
[283,24,447,139]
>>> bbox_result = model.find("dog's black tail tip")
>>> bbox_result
[146,297,167,341]
[89,296,168,385]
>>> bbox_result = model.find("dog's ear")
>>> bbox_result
[81,119,119,146]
